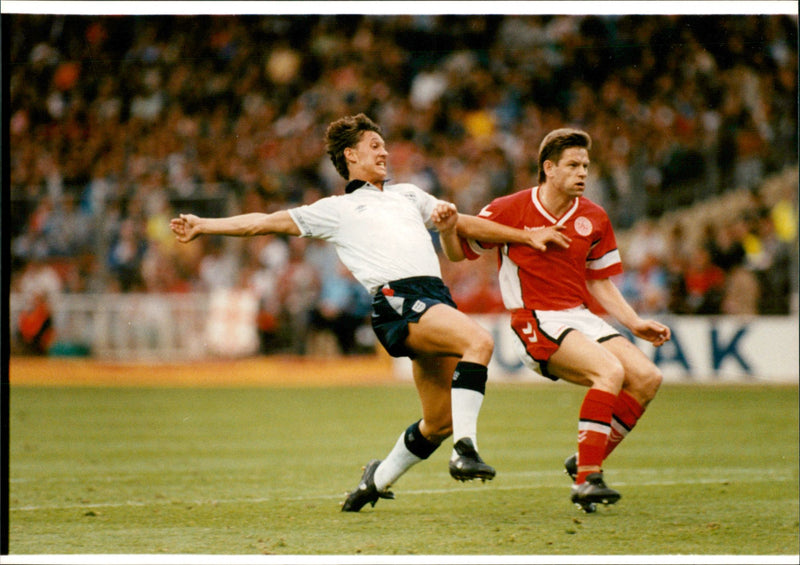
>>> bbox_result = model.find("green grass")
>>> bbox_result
[7,383,800,557]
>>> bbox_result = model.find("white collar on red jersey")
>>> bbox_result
[531,185,580,225]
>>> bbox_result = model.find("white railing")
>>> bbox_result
[9,293,212,361]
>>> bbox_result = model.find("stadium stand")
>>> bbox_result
[8,14,798,356]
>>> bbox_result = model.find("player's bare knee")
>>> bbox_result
[626,363,663,403]
[640,364,663,400]
[595,358,625,390]
[466,327,494,364]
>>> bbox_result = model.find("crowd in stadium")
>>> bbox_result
[8,14,798,355]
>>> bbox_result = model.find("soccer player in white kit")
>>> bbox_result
[170,114,569,512]
[444,128,671,513]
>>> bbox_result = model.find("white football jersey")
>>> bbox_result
[289,181,445,295]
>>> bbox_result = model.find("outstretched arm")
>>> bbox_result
[586,278,671,347]
[456,214,571,251]
[431,202,465,261]
[170,211,301,243]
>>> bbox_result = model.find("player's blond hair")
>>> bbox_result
[537,128,592,184]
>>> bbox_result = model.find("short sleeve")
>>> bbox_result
[288,196,341,240]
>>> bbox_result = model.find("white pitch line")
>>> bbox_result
[9,470,797,512]
[9,465,795,484]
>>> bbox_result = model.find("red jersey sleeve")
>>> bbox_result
[460,236,499,261]
[584,212,623,280]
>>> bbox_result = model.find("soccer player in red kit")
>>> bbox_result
[439,128,671,512]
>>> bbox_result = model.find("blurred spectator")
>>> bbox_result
[144,191,178,253]
[43,196,93,257]
[721,263,760,315]
[13,258,63,355]
[705,218,747,272]
[749,211,793,314]
[769,182,798,244]
[664,250,691,315]
[15,257,63,303]
[17,290,55,355]
[197,236,239,291]
[625,218,667,271]
[702,217,761,315]
[309,263,373,355]
[140,241,191,293]
[626,253,670,315]
[107,217,148,292]
[684,246,726,314]
[303,236,341,283]
[238,247,283,354]
[278,238,320,355]
[222,235,291,353]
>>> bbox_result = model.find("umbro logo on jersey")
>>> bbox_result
[411,300,426,313]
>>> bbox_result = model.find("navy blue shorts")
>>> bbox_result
[371,276,457,358]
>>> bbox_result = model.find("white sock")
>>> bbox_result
[373,431,423,492]
[450,388,484,459]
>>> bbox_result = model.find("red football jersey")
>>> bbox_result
[461,186,623,311]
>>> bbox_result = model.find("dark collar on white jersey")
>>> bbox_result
[345,180,368,193]
[345,179,391,193]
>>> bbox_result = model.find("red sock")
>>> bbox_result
[576,388,617,484]
[605,390,645,459]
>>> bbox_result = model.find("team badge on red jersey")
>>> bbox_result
[574,216,593,237]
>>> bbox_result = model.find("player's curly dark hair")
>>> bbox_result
[537,128,592,184]
[325,113,383,180]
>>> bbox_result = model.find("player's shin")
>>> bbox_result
[450,361,488,453]
[448,362,496,481]
[604,389,644,458]
[576,388,616,484]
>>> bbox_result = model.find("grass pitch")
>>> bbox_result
[6,381,799,558]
